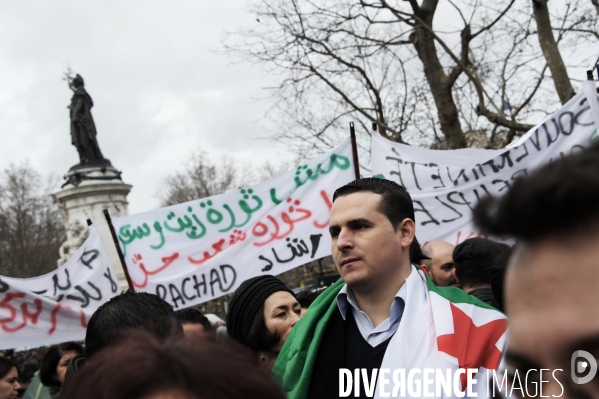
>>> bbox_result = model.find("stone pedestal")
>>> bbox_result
[51,165,132,290]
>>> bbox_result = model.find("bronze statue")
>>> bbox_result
[68,74,110,166]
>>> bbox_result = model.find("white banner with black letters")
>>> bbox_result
[0,227,121,349]
[371,81,599,245]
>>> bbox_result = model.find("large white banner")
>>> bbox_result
[372,81,599,245]
[0,228,121,349]
[111,139,355,308]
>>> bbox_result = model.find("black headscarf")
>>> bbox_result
[226,275,294,349]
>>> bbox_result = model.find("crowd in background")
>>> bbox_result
[1,140,598,399]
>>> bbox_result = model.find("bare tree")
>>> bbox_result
[223,0,597,153]
[0,164,65,278]
[532,0,575,104]
[158,151,255,207]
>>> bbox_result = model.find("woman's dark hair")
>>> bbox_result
[0,357,16,380]
[245,303,280,352]
[40,342,84,390]
[61,332,285,399]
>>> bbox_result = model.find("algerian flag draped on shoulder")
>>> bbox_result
[111,139,355,308]
[273,267,507,399]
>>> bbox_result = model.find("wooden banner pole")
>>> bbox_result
[349,122,360,180]
[103,209,135,292]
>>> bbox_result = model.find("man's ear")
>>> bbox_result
[398,218,416,248]
[420,264,430,274]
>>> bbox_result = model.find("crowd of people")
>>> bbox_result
[1,140,597,398]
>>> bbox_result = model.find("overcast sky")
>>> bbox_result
[1,1,590,216]
[0,1,293,214]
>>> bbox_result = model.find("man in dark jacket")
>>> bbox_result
[52,291,182,399]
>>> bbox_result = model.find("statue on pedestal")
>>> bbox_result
[67,74,111,167]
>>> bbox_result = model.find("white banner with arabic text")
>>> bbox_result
[0,227,121,349]
[371,81,599,246]
[111,139,355,308]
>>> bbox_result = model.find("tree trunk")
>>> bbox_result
[410,0,466,149]
[532,0,575,104]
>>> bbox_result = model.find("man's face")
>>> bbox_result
[506,234,599,398]
[329,192,413,291]
[423,241,458,287]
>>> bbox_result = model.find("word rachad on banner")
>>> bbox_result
[112,139,355,308]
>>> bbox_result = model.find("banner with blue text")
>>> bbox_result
[111,139,354,308]
[371,81,599,245]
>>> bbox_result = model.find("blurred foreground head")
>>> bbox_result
[474,141,599,396]
[61,332,285,399]
[86,291,182,358]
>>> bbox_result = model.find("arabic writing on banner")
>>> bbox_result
[371,81,599,245]
[111,139,355,308]
[0,228,121,350]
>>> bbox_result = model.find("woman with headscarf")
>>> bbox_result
[226,275,301,373]
[0,357,21,399]
[39,342,84,396]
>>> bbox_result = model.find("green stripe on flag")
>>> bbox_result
[423,268,502,313]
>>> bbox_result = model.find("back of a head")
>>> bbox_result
[85,291,182,358]
[294,286,327,308]
[453,238,503,289]
[474,141,599,243]
[175,308,212,332]
[61,332,286,399]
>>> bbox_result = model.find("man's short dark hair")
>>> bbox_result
[61,332,286,399]
[294,287,326,308]
[333,178,415,229]
[175,308,212,332]
[85,291,182,358]
[473,141,599,243]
